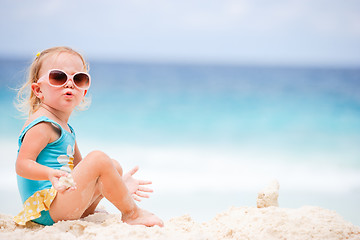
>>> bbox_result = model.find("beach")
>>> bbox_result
[1,205,359,239]
[1,0,360,238]
[1,181,359,240]
[1,61,360,239]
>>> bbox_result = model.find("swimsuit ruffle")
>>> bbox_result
[14,188,57,225]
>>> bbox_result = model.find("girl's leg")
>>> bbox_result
[49,151,163,227]
[81,195,103,218]
[81,159,122,218]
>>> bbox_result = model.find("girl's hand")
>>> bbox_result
[123,166,153,202]
[48,169,76,193]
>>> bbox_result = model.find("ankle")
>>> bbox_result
[121,206,140,221]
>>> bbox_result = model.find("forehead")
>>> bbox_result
[39,52,85,75]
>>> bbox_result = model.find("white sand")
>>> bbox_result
[257,179,280,208]
[58,175,76,189]
[0,206,359,240]
[2,182,359,239]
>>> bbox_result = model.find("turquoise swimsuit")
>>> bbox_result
[14,116,76,226]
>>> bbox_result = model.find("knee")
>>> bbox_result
[111,159,123,176]
[85,150,114,169]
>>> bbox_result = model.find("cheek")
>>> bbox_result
[76,90,86,102]
[42,88,61,101]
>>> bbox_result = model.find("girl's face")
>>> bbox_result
[32,52,88,114]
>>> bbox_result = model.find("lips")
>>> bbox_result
[64,91,74,97]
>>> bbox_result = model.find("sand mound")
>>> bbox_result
[0,206,359,240]
[2,182,359,239]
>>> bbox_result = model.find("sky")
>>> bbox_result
[0,0,360,66]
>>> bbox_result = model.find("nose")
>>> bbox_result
[64,78,75,88]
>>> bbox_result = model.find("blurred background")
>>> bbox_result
[0,0,359,225]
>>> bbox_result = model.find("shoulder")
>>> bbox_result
[21,119,61,144]
[24,121,56,139]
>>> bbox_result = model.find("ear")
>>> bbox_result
[31,83,43,100]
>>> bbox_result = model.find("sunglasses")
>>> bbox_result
[37,69,91,90]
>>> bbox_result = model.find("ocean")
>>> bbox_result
[0,58,359,225]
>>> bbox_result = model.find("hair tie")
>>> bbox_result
[35,52,41,58]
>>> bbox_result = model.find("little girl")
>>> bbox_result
[14,46,163,227]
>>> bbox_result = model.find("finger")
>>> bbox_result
[139,180,152,185]
[56,170,70,178]
[138,186,153,193]
[68,186,77,191]
[63,186,76,193]
[55,185,67,193]
[129,166,139,176]
[132,194,142,202]
[136,191,150,198]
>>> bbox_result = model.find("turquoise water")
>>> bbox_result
[1,59,359,224]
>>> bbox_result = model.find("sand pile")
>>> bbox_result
[0,206,359,240]
[1,181,359,240]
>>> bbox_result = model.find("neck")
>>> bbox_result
[39,103,70,124]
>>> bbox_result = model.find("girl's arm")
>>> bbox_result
[16,122,69,190]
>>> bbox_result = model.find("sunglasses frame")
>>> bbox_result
[37,69,91,90]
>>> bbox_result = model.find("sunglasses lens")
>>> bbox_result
[49,70,67,86]
[73,73,90,89]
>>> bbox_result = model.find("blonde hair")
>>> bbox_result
[16,46,91,115]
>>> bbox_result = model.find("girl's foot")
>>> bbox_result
[122,208,164,227]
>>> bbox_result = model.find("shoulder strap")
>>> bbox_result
[18,116,63,145]
[67,123,76,136]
